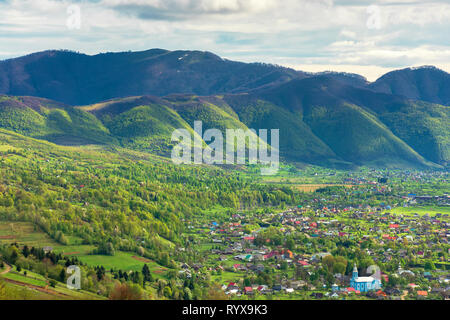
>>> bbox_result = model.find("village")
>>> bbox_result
[179,179,450,300]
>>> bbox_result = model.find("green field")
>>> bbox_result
[385,206,450,216]
[4,270,48,287]
[62,249,167,273]
[0,144,19,152]
[0,281,56,300]
[1,266,105,300]
[0,221,168,276]
[0,222,59,247]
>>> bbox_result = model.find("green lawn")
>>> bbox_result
[0,282,56,300]
[1,266,105,300]
[3,271,48,287]
[386,206,450,216]
[211,270,246,283]
[52,244,96,255]
[58,249,168,275]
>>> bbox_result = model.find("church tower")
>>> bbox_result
[352,263,358,280]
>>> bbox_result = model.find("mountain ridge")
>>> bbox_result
[1,49,448,106]
[0,49,448,168]
[0,91,446,169]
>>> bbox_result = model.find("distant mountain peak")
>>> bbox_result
[410,65,439,70]
[314,71,368,81]
[369,65,450,105]
[379,65,446,76]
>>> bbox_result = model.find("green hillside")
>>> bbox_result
[0,127,296,259]
[248,77,449,168]
[169,97,248,133]
[168,95,269,158]
[0,90,448,168]
[378,101,450,165]
[303,102,432,167]
[84,100,193,155]
[80,95,270,159]
[0,95,112,145]
[223,96,337,164]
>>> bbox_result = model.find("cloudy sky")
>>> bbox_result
[0,0,449,81]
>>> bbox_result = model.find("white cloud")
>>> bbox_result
[0,0,448,80]
[340,30,357,39]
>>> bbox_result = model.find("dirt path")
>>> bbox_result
[0,263,11,275]
[131,255,151,263]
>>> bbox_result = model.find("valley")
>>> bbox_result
[0,127,448,300]
[0,49,448,301]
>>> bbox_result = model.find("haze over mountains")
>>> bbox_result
[0,49,448,169]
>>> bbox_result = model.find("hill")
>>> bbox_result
[79,95,266,157]
[0,49,302,105]
[0,95,113,145]
[1,49,448,108]
[249,76,448,167]
[0,48,448,168]
[0,88,447,168]
[369,66,450,106]
[0,127,298,263]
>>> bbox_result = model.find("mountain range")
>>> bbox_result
[0,49,448,169]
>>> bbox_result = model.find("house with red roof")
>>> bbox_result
[376,290,387,297]
[346,287,356,293]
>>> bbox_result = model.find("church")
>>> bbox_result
[350,264,381,292]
